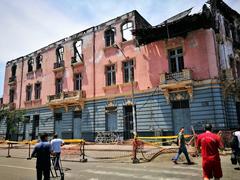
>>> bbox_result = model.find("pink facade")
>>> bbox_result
[2,11,219,110]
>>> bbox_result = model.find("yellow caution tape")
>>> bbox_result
[2,139,85,145]
[138,135,192,140]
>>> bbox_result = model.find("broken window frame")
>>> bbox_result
[9,88,15,103]
[224,20,231,39]
[74,73,82,91]
[104,28,115,47]
[56,46,64,63]
[55,78,63,95]
[11,63,17,77]
[36,54,42,70]
[105,64,116,86]
[123,59,134,83]
[27,58,33,73]
[168,47,184,73]
[73,40,83,63]
[121,21,133,42]
[34,82,41,100]
[26,84,32,101]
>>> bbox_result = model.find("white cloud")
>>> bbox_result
[0,0,88,62]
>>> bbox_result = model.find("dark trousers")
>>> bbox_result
[53,152,61,169]
[172,145,191,163]
[37,168,50,180]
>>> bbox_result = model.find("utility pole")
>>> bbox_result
[113,44,137,137]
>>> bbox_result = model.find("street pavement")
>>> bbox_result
[0,154,239,180]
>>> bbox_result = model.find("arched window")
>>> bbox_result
[122,22,133,41]
[56,46,64,63]
[104,28,115,47]
[28,58,33,72]
[36,54,42,70]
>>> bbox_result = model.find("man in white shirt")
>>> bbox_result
[51,134,64,169]
[233,127,240,170]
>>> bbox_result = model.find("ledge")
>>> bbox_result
[103,85,119,91]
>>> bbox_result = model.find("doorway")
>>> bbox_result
[123,105,134,140]
[32,115,39,140]
[73,111,82,139]
[172,100,191,135]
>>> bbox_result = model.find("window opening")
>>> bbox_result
[56,46,64,63]
[168,48,184,73]
[74,73,82,91]
[34,82,41,99]
[27,58,33,72]
[104,28,115,47]
[122,22,133,41]
[55,78,63,94]
[106,65,116,86]
[74,40,83,62]
[123,60,134,83]
[36,55,42,70]
[9,88,15,103]
[26,85,32,101]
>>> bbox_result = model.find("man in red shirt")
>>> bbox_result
[197,124,224,180]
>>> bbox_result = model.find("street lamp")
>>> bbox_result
[113,44,137,137]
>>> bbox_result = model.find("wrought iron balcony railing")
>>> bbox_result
[160,69,192,84]
[47,90,86,103]
[8,76,16,83]
[53,60,64,69]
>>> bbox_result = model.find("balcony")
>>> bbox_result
[3,102,16,111]
[47,90,86,111]
[8,76,16,85]
[71,56,84,67]
[221,68,234,81]
[159,69,193,102]
[53,60,65,72]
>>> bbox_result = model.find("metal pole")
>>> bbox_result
[131,77,137,137]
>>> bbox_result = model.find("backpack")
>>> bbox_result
[176,135,179,146]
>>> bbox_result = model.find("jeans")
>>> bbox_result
[172,145,191,163]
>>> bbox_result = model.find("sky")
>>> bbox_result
[0,0,240,97]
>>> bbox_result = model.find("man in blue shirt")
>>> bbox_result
[31,133,52,180]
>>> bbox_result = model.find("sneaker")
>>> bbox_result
[172,160,178,164]
[187,162,194,165]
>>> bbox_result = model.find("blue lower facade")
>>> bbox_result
[1,82,239,141]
